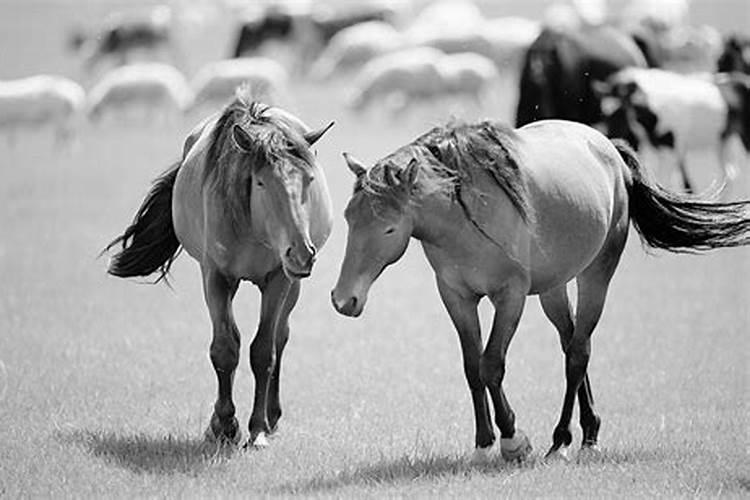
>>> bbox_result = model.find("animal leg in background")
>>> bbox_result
[267,279,301,435]
[247,267,293,448]
[674,150,694,193]
[483,283,532,461]
[203,264,242,444]
[540,284,600,453]
[436,280,495,454]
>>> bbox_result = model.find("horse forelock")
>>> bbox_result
[202,96,315,233]
[356,121,533,225]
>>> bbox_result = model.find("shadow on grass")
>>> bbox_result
[275,445,687,495]
[57,429,236,475]
[275,452,534,495]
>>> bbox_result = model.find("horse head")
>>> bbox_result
[331,154,418,317]
[230,107,333,279]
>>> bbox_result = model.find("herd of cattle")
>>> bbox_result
[1,0,749,190]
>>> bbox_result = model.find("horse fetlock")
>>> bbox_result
[580,413,601,445]
[552,426,573,448]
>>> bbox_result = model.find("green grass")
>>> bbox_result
[1,1,749,498]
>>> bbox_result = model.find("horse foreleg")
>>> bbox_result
[436,279,495,459]
[540,285,599,454]
[266,279,300,436]
[202,264,241,445]
[247,268,292,449]
[484,283,530,462]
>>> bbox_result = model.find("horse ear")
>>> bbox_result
[304,121,335,146]
[343,152,366,177]
[384,164,399,187]
[402,158,419,188]
[232,124,254,153]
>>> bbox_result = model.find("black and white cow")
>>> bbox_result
[596,68,750,192]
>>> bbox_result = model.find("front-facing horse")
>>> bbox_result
[105,91,334,448]
[332,119,750,462]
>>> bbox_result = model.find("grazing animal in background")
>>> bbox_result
[309,21,404,80]
[596,68,750,192]
[104,92,335,448]
[232,8,294,59]
[69,6,176,73]
[332,119,750,463]
[348,48,445,113]
[437,52,499,103]
[516,25,648,127]
[0,75,85,146]
[717,34,750,74]
[189,58,289,113]
[87,63,192,123]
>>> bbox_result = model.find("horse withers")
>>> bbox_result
[104,91,334,448]
[332,119,750,462]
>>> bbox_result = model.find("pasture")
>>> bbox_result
[1,0,748,497]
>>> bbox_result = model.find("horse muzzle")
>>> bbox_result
[282,244,316,279]
[330,289,365,317]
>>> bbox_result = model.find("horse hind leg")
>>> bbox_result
[202,264,242,445]
[547,220,628,461]
[540,284,599,460]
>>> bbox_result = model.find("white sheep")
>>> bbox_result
[347,47,445,112]
[189,58,288,113]
[309,21,404,80]
[87,63,192,123]
[0,75,85,146]
[437,52,499,103]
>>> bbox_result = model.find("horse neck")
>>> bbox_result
[409,192,460,246]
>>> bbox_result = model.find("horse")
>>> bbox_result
[332,119,750,462]
[104,91,334,448]
[515,24,649,128]
[594,68,750,192]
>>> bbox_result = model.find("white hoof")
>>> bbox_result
[249,431,270,449]
[500,429,532,462]
[577,444,603,463]
[544,446,570,463]
[469,446,493,465]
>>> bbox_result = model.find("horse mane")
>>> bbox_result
[360,120,532,225]
[202,88,312,231]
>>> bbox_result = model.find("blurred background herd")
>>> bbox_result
[0,0,748,192]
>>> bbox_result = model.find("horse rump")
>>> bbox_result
[104,162,181,282]
[613,139,750,252]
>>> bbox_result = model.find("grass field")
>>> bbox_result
[1,1,749,498]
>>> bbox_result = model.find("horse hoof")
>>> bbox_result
[469,446,493,465]
[500,429,532,462]
[544,446,570,463]
[203,417,241,446]
[245,431,270,450]
[577,444,603,463]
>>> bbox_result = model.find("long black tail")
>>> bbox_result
[104,163,182,282]
[613,139,750,252]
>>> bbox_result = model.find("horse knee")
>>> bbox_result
[250,337,276,376]
[209,333,239,372]
[565,340,590,379]
[479,355,505,387]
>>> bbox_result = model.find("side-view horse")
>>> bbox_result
[105,93,334,448]
[332,119,750,462]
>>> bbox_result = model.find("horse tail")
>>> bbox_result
[613,139,750,251]
[104,162,182,282]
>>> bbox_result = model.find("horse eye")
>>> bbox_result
[256,180,264,187]
[384,227,396,235]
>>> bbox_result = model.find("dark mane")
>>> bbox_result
[360,120,532,224]
[202,89,313,231]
